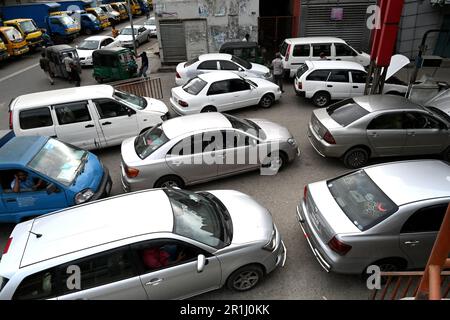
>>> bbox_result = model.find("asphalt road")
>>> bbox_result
[0,19,376,299]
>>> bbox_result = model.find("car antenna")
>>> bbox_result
[29,231,42,238]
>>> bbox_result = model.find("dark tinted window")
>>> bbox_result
[296,64,309,78]
[312,43,331,56]
[55,101,91,125]
[58,247,135,295]
[102,38,114,47]
[230,79,250,92]
[293,44,310,57]
[327,99,370,127]
[13,269,57,300]
[351,71,367,83]
[306,70,330,81]
[328,70,349,83]
[50,18,61,25]
[401,204,447,233]
[94,99,131,118]
[335,43,356,56]
[19,107,53,130]
[367,113,405,130]
[219,60,239,71]
[198,60,217,70]
[405,112,443,130]
[279,41,289,56]
[207,80,230,95]
[182,77,207,95]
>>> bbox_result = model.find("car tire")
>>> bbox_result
[154,175,184,189]
[442,146,450,162]
[262,151,288,171]
[312,91,331,107]
[259,93,274,108]
[342,147,369,169]
[85,28,93,35]
[361,258,407,284]
[201,106,217,113]
[226,264,264,292]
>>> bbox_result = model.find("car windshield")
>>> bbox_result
[77,40,99,50]
[134,125,169,159]
[425,106,450,123]
[114,89,147,110]
[120,27,138,35]
[0,276,9,292]
[165,188,230,249]
[60,16,75,26]
[19,20,38,34]
[4,28,22,41]
[28,139,87,186]
[94,8,103,15]
[182,77,207,95]
[224,113,264,138]
[232,55,251,69]
[328,170,398,231]
[280,41,288,57]
[327,99,369,126]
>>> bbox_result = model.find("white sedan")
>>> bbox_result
[117,25,151,48]
[76,35,119,66]
[170,71,281,115]
[175,53,272,86]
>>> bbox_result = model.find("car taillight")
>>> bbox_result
[285,44,291,61]
[304,185,308,199]
[297,82,302,90]
[323,131,336,144]
[3,237,12,255]
[178,100,189,107]
[176,71,181,79]
[125,166,139,178]
[9,111,13,130]
[328,236,352,255]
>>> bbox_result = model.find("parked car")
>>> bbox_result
[120,112,300,191]
[99,4,121,24]
[175,53,272,86]
[170,71,281,115]
[296,159,450,274]
[143,16,157,37]
[219,41,265,65]
[0,188,286,299]
[307,95,450,168]
[280,37,371,78]
[0,136,111,223]
[425,88,450,115]
[93,47,138,82]
[117,25,151,48]
[76,35,119,66]
[294,54,410,107]
[9,85,169,150]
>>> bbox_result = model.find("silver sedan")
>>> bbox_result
[308,95,450,168]
[296,159,450,274]
[120,112,300,191]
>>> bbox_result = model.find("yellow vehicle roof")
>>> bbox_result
[0,26,15,31]
[4,18,33,23]
[49,11,68,16]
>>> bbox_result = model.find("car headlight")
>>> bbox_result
[263,225,277,251]
[287,137,297,147]
[75,189,94,204]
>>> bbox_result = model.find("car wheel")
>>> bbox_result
[442,146,450,162]
[85,28,93,35]
[262,151,288,171]
[312,92,331,107]
[362,258,406,283]
[226,265,263,292]
[259,94,274,108]
[201,106,217,113]
[154,175,184,188]
[343,147,369,169]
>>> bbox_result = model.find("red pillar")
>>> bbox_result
[292,0,301,37]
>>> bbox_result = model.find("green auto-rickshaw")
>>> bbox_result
[92,47,138,83]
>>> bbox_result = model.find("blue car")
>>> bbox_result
[0,136,112,223]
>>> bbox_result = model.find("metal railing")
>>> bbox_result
[111,77,164,99]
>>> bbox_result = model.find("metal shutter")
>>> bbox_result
[159,20,187,63]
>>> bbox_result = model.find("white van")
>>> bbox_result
[9,85,169,150]
[279,37,371,78]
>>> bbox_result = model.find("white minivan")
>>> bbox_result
[9,85,169,150]
[280,37,371,78]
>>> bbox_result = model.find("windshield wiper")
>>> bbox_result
[72,152,88,185]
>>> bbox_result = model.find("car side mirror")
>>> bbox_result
[238,67,244,72]
[127,108,134,117]
[197,254,206,273]
[46,183,58,195]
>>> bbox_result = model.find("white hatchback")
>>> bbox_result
[170,71,281,115]
[175,53,272,86]
[76,35,119,66]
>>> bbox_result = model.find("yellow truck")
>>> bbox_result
[0,26,29,57]
[0,38,10,61]
[3,19,43,51]
[86,7,111,29]
[111,3,128,21]
[130,0,142,16]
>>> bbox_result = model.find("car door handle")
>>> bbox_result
[404,241,420,246]
[145,278,163,286]
[102,121,112,126]
[336,58,342,61]
[327,85,333,87]
[85,124,95,128]
[5,198,17,203]
[353,86,359,88]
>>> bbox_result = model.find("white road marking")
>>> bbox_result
[0,63,39,83]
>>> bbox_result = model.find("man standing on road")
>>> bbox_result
[39,51,54,85]
[271,52,284,93]
[138,51,149,78]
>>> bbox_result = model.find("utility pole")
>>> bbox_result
[126,0,137,57]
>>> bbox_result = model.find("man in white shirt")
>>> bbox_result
[271,52,284,92]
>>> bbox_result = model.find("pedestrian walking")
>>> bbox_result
[145,9,150,19]
[41,29,54,48]
[138,51,149,78]
[111,25,119,38]
[271,52,284,92]
[39,51,54,85]
[69,62,81,87]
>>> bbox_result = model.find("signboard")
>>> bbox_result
[331,8,344,21]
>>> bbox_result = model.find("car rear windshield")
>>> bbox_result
[184,57,199,67]
[279,41,288,57]
[231,55,251,69]
[327,99,369,126]
[182,77,207,95]
[134,125,169,159]
[296,64,309,78]
[0,276,9,292]
[328,170,398,231]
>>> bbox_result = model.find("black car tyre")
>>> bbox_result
[343,147,369,169]
[259,94,274,108]
[312,91,330,107]
[154,175,184,188]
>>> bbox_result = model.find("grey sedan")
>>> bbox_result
[308,95,450,168]
[120,112,300,191]
[296,159,450,274]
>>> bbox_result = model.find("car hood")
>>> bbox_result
[208,190,273,245]
[117,35,133,42]
[249,118,292,141]
[121,136,142,166]
[70,152,104,194]
[143,97,169,114]
[386,54,410,80]
[76,49,94,59]
[425,88,450,115]
[249,63,269,75]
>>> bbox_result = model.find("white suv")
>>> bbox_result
[294,55,409,107]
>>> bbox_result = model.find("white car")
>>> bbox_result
[170,71,281,115]
[117,25,151,48]
[143,16,157,37]
[175,53,272,86]
[294,54,410,107]
[76,36,119,66]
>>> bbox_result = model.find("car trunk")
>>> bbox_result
[310,109,342,138]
